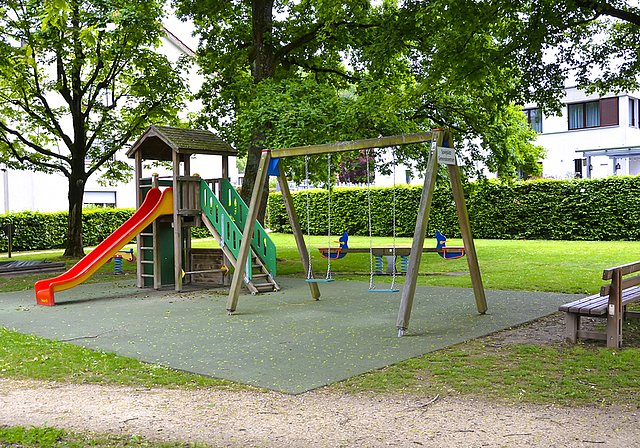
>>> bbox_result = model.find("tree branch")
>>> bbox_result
[281,56,360,82]
[80,30,105,99]
[575,0,640,26]
[0,127,70,177]
[0,121,71,165]
[274,20,380,64]
[2,88,72,154]
[273,22,324,62]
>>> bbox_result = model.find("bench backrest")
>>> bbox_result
[600,261,640,296]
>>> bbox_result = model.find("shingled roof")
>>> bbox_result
[126,125,237,161]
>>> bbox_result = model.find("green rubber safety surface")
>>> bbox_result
[1,278,580,394]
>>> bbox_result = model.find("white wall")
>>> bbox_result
[374,149,425,187]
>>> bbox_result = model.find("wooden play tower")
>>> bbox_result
[126,125,279,294]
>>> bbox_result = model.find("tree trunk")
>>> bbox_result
[64,176,86,258]
[243,130,271,224]
[241,0,276,224]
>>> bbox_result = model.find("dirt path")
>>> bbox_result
[1,378,639,447]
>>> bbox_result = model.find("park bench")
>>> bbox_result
[559,261,640,348]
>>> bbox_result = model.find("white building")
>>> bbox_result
[525,86,640,179]
[0,28,239,215]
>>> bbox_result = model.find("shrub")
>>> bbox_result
[0,208,135,252]
[267,176,640,240]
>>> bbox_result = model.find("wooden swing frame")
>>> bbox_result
[226,130,488,335]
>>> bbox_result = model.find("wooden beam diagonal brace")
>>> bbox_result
[226,149,272,313]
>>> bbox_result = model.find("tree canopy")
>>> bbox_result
[174,0,640,204]
[0,0,188,256]
[172,0,553,211]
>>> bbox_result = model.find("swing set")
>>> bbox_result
[226,130,488,336]
[304,146,403,292]
[313,147,466,289]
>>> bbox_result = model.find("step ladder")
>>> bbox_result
[137,222,161,289]
[201,213,279,294]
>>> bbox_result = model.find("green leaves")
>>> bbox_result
[41,0,71,30]
[0,0,189,254]
[0,207,135,252]
[269,175,640,241]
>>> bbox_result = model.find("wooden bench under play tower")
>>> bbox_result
[126,125,279,294]
[559,261,640,348]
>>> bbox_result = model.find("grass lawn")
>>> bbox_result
[1,234,640,446]
[195,234,640,295]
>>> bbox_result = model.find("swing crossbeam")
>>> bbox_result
[270,132,434,158]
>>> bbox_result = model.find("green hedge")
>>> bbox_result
[0,206,214,253]
[3,175,637,254]
[0,208,135,252]
[267,176,640,241]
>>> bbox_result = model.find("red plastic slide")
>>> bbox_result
[35,187,174,306]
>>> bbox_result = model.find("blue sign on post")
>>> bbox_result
[267,158,280,176]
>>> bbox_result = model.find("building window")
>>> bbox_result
[630,98,638,127]
[568,97,619,130]
[524,108,542,133]
[84,191,116,208]
[574,158,583,178]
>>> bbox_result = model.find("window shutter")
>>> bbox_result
[600,97,619,126]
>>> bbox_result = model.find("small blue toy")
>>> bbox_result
[320,232,349,260]
[436,231,465,260]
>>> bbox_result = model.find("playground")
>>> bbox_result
[9,126,639,394]
[2,262,640,445]
[4,276,577,393]
[2,222,640,445]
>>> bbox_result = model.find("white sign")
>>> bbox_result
[437,147,457,166]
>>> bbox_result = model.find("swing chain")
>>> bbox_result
[326,153,332,280]
[390,147,397,290]
[366,148,375,290]
[367,147,399,293]
[305,155,314,280]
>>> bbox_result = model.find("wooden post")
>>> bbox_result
[151,174,161,290]
[221,155,230,286]
[446,155,487,314]
[135,151,144,288]
[222,155,229,180]
[184,156,192,284]
[277,161,321,299]
[173,151,182,291]
[607,268,623,348]
[396,132,442,335]
[226,150,272,313]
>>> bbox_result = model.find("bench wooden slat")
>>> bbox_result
[602,261,640,280]
[559,293,605,314]
[559,286,640,316]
